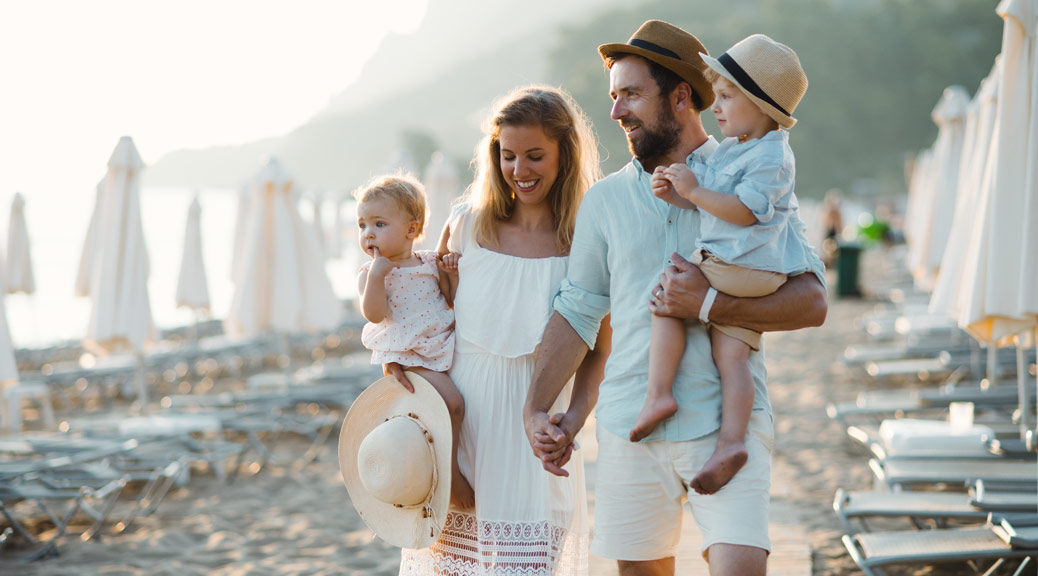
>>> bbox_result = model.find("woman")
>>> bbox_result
[398,85,609,575]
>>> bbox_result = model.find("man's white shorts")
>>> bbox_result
[590,410,774,561]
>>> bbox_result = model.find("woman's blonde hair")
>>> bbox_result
[353,173,429,243]
[466,85,601,254]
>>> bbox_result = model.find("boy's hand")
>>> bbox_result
[663,163,700,203]
[368,247,396,279]
[651,166,677,203]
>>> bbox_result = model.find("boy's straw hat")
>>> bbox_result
[700,34,807,129]
[339,372,452,549]
[598,20,715,108]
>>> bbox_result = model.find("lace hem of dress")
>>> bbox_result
[399,512,589,576]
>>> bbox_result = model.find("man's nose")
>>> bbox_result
[610,99,626,121]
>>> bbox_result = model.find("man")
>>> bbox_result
[523,20,827,576]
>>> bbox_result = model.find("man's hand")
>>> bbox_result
[383,361,414,392]
[649,252,709,320]
[525,410,576,477]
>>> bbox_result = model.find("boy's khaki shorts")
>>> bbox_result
[590,410,774,561]
[693,249,787,351]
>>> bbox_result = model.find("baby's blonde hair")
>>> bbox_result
[353,173,429,242]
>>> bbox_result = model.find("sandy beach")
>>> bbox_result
[0,250,993,576]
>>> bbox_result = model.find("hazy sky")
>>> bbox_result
[0,0,427,195]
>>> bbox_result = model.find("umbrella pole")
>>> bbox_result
[1018,345,1032,441]
[986,345,998,389]
[134,351,148,411]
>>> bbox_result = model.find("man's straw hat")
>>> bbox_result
[339,372,451,549]
[700,34,807,129]
[598,20,715,109]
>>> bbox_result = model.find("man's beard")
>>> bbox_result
[628,101,681,162]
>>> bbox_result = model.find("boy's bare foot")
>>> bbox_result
[629,395,679,442]
[450,470,475,509]
[691,442,748,495]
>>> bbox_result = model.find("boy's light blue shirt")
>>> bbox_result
[553,136,826,442]
[697,130,810,274]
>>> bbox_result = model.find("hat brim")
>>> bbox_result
[599,42,716,109]
[339,372,453,549]
[699,53,797,129]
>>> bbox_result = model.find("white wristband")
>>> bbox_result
[699,287,718,324]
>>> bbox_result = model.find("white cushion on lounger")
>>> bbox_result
[879,418,994,456]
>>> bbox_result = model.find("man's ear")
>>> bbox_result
[673,82,693,112]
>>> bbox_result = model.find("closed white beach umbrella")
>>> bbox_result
[175,194,211,312]
[231,184,250,282]
[420,151,459,250]
[325,195,344,260]
[0,292,16,384]
[225,157,341,338]
[80,136,156,355]
[954,0,1037,437]
[930,62,1000,319]
[75,180,104,298]
[958,0,1038,346]
[903,148,934,278]
[906,86,971,291]
[311,193,328,261]
[6,193,35,295]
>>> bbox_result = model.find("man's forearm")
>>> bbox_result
[526,313,590,417]
[710,272,827,332]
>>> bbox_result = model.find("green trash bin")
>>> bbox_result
[836,243,862,297]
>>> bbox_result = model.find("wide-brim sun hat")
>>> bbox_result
[699,34,807,129]
[598,19,715,109]
[339,372,452,549]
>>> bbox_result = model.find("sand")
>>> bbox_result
[1,250,996,575]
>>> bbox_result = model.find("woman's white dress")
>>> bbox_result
[399,206,588,576]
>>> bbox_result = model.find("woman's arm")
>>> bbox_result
[435,221,460,304]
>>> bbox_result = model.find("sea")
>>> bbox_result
[1,186,366,349]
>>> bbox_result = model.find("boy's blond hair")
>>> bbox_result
[354,174,429,242]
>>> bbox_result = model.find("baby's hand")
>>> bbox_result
[663,163,699,201]
[438,251,461,272]
[651,166,676,201]
[368,248,396,278]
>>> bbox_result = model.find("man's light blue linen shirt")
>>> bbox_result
[698,130,810,275]
[553,136,826,442]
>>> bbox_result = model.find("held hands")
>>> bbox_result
[648,252,710,320]
[650,166,679,204]
[662,163,700,203]
[524,410,576,477]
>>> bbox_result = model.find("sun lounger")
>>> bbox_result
[869,457,1038,491]
[833,488,989,534]
[0,474,128,560]
[969,479,1038,513]
[842,516,1038,576]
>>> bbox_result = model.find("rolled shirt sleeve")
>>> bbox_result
[732,158,790,224]
[552,186,611,349]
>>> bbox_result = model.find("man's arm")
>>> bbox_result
[524,313,595,476]
[650,252,827,332]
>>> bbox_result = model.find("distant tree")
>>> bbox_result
[546,0,1002,199]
